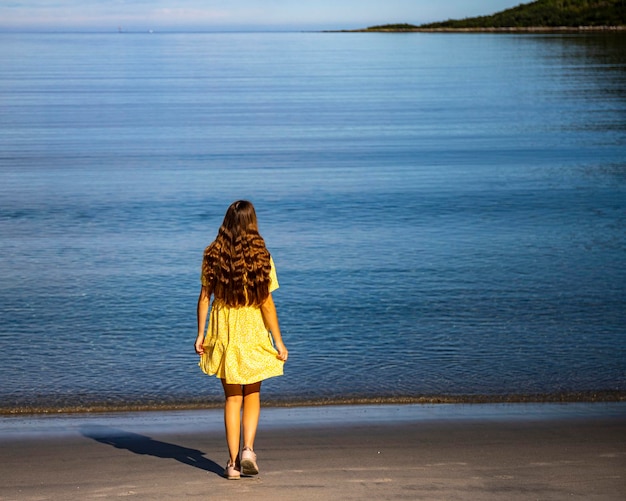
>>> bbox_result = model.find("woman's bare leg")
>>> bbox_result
[221,380,243,464]
[242,381,262,450]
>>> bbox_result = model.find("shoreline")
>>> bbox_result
[2,401,625,441]
[329,25,626,33]
[3,390,624,416]
[2,401,625,439]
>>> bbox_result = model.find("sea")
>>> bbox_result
[0,31,625,414]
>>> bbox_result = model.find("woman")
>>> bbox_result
[195,200,288,479]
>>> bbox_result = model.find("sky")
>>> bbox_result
[0,1,527,32]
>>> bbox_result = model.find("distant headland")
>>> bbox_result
[333,0,626,32]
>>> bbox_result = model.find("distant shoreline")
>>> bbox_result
[329,25,626,33]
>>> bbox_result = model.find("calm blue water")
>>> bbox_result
[0,32,625,412]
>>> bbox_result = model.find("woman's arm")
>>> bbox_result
[260,293,288,361]
[195,286,210,355]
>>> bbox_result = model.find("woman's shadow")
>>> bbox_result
[80,424,223,476]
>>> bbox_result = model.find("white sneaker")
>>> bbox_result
[241,447,259,475]
[223,460,240,480]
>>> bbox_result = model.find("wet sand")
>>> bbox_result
[1,403,625,500]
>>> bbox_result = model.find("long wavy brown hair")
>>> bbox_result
[202,200,272,307]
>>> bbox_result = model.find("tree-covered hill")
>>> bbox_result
[363,0,625,31]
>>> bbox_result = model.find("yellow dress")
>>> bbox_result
[198,256,284,385]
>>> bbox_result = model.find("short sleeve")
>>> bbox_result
[269,256,279,293]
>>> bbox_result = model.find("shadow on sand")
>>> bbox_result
[80,425,223,476]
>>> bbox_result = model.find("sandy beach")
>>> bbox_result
[1,403,625,500]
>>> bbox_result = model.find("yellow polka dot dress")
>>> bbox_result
[199,257,284,385]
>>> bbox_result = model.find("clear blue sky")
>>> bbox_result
[0,1,527,32]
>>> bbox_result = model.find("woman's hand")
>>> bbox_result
[275,342,288,362]
[195,335,204,355]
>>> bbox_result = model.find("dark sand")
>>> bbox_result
[1,403,625,500]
